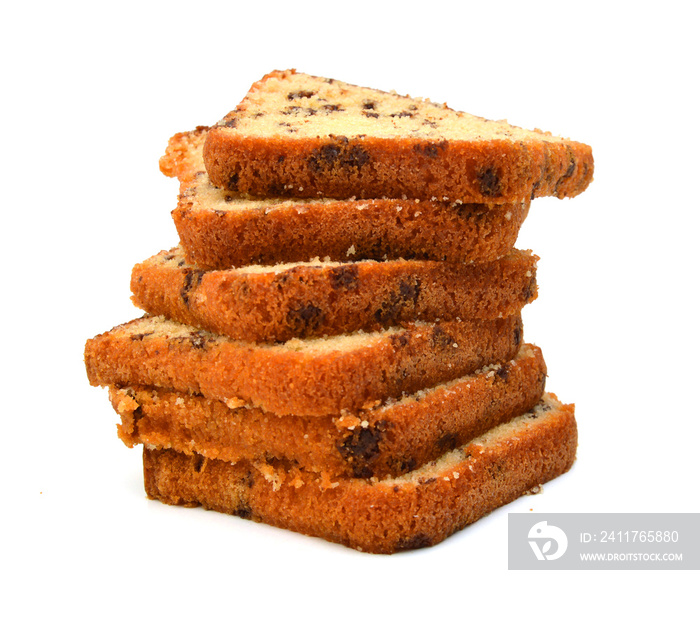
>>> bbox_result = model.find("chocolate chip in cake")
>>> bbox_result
[308,137,371,172]
[287,90,316,100]
[513,321,522,348]
[413,140,448,158]
[180,269,206,307]
[395,534,433,551]
[522,275,537,302]
[193,454,205,473]
[390,332,410,349]
[329,264,360,290]
[436,432,459,452]
[554,149,577,193]
[287,303,325,334]
[495,364,510,382]
[431,325,455,349]
[188,331,211,350]
[338,420,389,476]
[398,458,417,473]
[477,167,502,196]
[398,278,421,304]
[232,504,253,519]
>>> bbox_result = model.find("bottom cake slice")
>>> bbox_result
[143,393,576,554]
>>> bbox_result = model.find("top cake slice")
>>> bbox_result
[203,69,593,203]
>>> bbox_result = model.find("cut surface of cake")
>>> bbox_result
[85,314,523,416]
[131,246,538,342]
[112,344,547,480]
[143,393,577,554]
[162,127,531,268]
[203,69,593,203]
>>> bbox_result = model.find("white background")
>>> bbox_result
[4,1,698,625]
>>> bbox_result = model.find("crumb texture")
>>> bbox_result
[142,394,577,554]
[164,128,531,268]
[130,246,538,342]
[85,314,524,416]
[112,344,547,480]
[203,69,593,203]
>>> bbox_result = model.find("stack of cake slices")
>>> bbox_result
[84,70,593,554]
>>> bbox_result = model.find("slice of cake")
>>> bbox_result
[143,393,577,553]
[161,127,530,268]
[131,246,538,342]
[203,69,593,203]
[84,314,523,416]
[112,344,547,480]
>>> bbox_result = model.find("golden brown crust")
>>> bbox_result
[174,193,529,269]
[203,69,593,204]
[159,125,209,183]
[204,132,593,204]
[85,314,523,416]
[142,394,577,553]
[112,344,547,480]
[130,247,538,342]
[162,128,531,268]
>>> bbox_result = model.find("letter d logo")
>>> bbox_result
[528,521,568,561]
